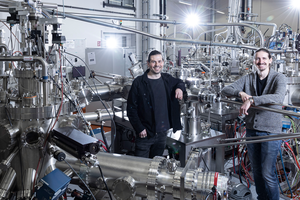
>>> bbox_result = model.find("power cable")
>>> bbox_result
[97,165,113,200]
[62,51,116,151]
[64,159,96,200]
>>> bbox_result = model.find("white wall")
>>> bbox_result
[0,0,135,49]
[48,0,135,48]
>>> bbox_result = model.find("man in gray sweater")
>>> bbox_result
[222,48,286,200]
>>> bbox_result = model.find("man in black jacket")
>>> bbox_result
[127,50,185,158]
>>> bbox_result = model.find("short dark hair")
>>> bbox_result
[255,48,271,59]
[147,50,163,63]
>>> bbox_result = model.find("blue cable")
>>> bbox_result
[235,122,245,132]
[279,148,293,198]
[275,167,284,195]
[245,176,251,189]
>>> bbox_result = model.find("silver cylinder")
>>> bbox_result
[187,101,201,138]
[56,152,229,199]
[246,0,253,21]
[17,168,36,199]
[0,167,16,199]
[91,84,123,101]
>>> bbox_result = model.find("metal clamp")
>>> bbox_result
[146,156,165,200]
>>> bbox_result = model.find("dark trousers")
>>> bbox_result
[134,131,167,158]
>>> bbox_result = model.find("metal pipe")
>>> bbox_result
[135,0,142,62]
[167,31,192,40]
[0,56,49,105]
[0,167,16,199]
[83,109,113,122]
[0,147,19,170]
[219,132,298,142]
[246,0,253,21]
[220,99,300,117]
[55,4,135,16]
[95,74,114,80]
[90,84,123,102]
[240,20,277,36]
[0,44,8,54]
[20,168,35,199]
[197,27,226,40]
[47,9,265,47]
[55,151,228,199]
[196,133,300,149]
[199,61,210,72]
[82,112,98,121]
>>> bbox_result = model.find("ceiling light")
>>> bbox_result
[203,6,225,15]
[179,0,192,6]
[216,10,225,14]
[106,37,118,48]
[185,13,200,27]
[291,0,300,10]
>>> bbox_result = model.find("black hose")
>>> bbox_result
[101,123,110,152]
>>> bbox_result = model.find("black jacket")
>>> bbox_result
[127,69,185,138]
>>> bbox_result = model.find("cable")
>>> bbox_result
[64,159,96,200]
[205,192,213,200]
[202,157,210,171]
[0,21,20,44]
[232,148,236,173]
[62,51,116,151]
[275,163,284,195]
[50,47,64,131]
[284,142,300,169]
[97,165,113,200]
[279,148,293,198]
[98,140,108,152]
[101,123,110,153]
[30,192,36,200]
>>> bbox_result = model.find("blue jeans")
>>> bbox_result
[135,131,167,158]
[246,129,281,200]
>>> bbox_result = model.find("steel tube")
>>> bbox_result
[0,147,19,169]
[82,112,98,121]
[82,109,113,122]
[197,133,300,149]
[219,133,298,142]
[0,167,16,199]
[240,20,277,36]
[0,44,8,54]
[55,151,228,199]
[220,99,300,117]
[0,56,49,105]
[47,9,265,47]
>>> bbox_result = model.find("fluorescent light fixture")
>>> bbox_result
[185,13,200,27]
[216,10,225,14]
[179,0,192,6]
[203,6,225,15]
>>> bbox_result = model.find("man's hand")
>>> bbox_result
[239,100,252,115]
[139,129,147,138]
[175,88,183,100]
[239,91,252,102]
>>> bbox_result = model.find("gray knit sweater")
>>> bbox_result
[221,69,287,133]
